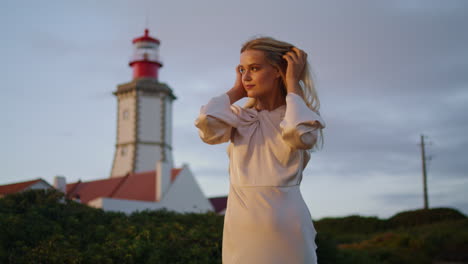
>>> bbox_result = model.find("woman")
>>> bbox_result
[195,37,325,264]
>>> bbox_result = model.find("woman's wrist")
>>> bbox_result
[226,87,246,104]
[285,80,303,97]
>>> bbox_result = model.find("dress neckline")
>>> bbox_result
[253,104,286,113]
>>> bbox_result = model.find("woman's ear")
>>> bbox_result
[274,67,282,79]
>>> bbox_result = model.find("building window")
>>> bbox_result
[121,146,127,156]
[123,109,129,120]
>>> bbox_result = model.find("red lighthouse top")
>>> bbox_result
[132,29,160,44]
[129,29,163,80]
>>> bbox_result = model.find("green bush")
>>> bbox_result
[388,207,466,228]
[0,189,224,263]
[314,215,388,244]
[1,189,467,263]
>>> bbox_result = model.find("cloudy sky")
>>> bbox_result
[1,0,467,219]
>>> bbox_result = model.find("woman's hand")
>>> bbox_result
[227,66,247,104]
[283,47,307,96]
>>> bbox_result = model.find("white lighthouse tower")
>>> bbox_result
[110,29,176,177]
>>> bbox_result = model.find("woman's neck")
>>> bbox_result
[255,89,286,111]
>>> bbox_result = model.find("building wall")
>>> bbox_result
[28,181,54,191]
[134,144,161,173]
[88,197,167,214]
[117,94,136,143]
[111,93,137,177]
[139,95,161,142]
[89,167,214,214]
[165,98,173,152]
[134,94,174,172]
[161,166,213,213]
[111,144,135,176]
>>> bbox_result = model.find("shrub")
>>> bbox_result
[388,207,466,228]
[1,190,467,263]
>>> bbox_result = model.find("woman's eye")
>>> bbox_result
[251,67,258,72]
[239,68,245,74]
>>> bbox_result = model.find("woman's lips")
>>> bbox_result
[245,84,255,90]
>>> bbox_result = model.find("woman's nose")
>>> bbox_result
[242,71,252,81]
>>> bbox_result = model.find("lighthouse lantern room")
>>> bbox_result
[129,29,162,80]
[110,29,176,178]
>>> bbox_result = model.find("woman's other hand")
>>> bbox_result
[283,47,307,96]
[227,66,247,104]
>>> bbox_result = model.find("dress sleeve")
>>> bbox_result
[194,93,239,145]
[280,93,326,150]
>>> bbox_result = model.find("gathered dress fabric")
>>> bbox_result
[195,92,326,264]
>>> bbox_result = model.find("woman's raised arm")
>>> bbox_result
[280,93,325,150]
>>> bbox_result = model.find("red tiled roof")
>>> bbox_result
[66,177,127,204]
[66,169,182,204]
[209,196,228,213]
[171,168,183,182]
[111,171,155,202]
[0,179,44,195]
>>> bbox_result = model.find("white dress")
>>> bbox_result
[195,92,326,264]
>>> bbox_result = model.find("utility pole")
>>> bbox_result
[420,134,429,209]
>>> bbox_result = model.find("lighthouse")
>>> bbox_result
[1,29,227,214]
[110,29,176,178]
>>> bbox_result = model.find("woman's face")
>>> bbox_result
[238,49,281,100]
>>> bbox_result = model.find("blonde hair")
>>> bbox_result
[241,36,324,149]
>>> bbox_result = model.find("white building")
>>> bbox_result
[65,164,215,214]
